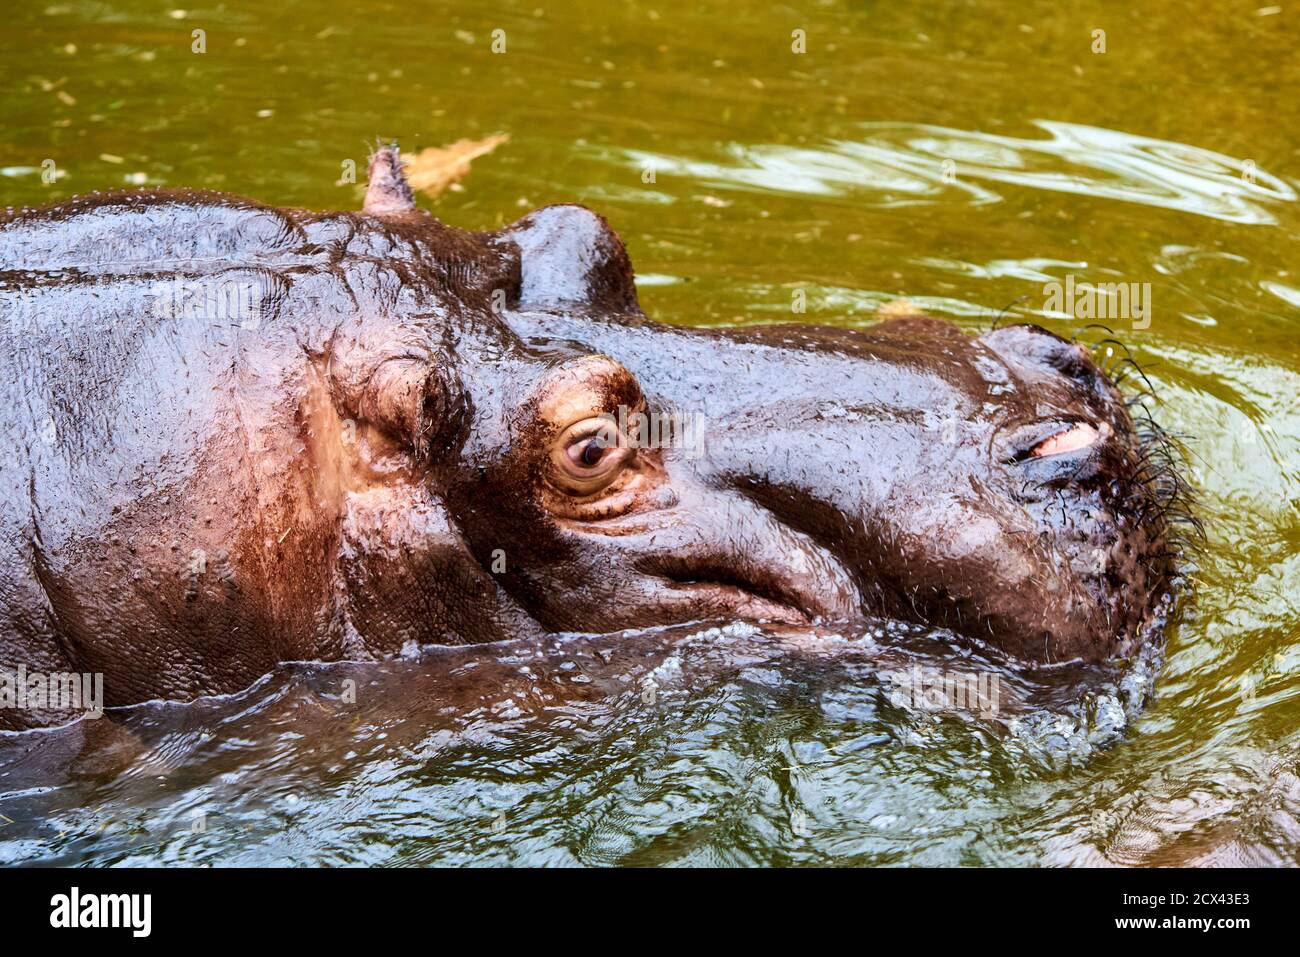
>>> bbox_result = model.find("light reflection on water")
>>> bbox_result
[608,120,1295,223]
[0,621,1160,866]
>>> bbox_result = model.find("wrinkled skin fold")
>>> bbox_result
[0,148,1178,730]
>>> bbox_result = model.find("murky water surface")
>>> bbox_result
[2,0,1299,866]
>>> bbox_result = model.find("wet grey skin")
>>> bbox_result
[0,147,1179,730]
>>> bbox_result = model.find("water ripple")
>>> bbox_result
[611,120,1294,224]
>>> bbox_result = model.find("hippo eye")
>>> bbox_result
[575,437,607,467]
[550,415,635,496]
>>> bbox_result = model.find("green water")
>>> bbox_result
[2,0,1299,865]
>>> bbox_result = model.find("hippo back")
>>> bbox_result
[0,190,520,721]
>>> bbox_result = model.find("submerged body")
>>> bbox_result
[0,149,1179,730]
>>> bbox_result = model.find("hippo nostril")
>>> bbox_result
[1003,420,1114,495]
[1030,421,1101,457]
[981,324,1100,386]
[1003,420,1111,466]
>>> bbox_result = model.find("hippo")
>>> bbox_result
[0,148,1185,731]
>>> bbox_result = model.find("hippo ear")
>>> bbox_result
[363,144,417,216]
[498,204,640,313]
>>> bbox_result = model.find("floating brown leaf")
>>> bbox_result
[402,134,509,199]
[877,298,919,319]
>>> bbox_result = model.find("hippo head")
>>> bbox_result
[0,148,1188,727]
[325,150,1183,666]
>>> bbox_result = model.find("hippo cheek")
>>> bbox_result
[519,489,863,633]
[334,485,546,653]
[634,505,863,626]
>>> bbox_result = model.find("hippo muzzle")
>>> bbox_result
[0,148,1183,728]
[482,300,1177,666]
